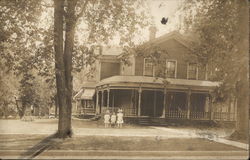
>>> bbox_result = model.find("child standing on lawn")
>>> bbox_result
[110,112,117,128]
[117,109,124,128]
[104,110,110,128]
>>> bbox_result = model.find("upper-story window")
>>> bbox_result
[143,58,154,76]
[166,60,177,78]
[188,63,198,80]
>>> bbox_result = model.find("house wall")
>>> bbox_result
[100,62,120,80]
[134,38,207,80]
[135,56,144,76]
[120,55,135,76]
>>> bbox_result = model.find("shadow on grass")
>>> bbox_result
[19,133,63,159]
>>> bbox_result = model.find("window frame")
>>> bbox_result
[187,62,198,80]
[165,59,177,78]
[143,58,155,77]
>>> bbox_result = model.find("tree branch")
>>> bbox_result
[75,0,89,20]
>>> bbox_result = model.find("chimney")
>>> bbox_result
[149,26,157,41]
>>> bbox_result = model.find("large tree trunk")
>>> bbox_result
[63,0,77,137]
[234,78,249,141]
[54,0,69,138]
[230,0,249,141]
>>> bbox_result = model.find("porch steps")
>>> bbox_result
[138,117,168,126]
[138,117,151,125]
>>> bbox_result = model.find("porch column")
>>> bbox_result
[107,89,110,108]
[153,90,156,117]
[209,93,213,120]
[161,88,166,118]
[138,88,142,116]
[228,97,232,121]
[101,90,104,110]
[96,90,99,114]
[112,91,115,108]
[187,90,191,119]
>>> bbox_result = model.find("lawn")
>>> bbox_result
[0,134,243,151]
[51,136,243,151]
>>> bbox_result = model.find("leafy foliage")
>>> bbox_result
[179,0,248,102]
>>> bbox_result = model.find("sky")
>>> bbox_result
[117,0,184,44]
[146,0,184,39]
[38,0,184,45]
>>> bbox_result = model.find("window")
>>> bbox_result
[166,60,177,78]
[143,58,154,76]
[188,63,198,80]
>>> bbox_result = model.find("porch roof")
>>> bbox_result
[97,76,220,88]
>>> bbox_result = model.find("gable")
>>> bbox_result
[158,38,192,59]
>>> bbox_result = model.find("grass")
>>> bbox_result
[51,136,243,151]
[0,135,243,151]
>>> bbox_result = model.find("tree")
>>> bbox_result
[1,0,149,138]
[53,0,149,138]
[0,0,56,118]
[179,0,248,140]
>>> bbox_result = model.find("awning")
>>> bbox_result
[81,89,95,100]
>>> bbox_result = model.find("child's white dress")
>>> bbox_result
[104,114,110,124]
[117,113,124,124]
[111,114,116,124]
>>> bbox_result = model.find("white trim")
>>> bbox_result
[166,59,177,78]
[143,58,155,77]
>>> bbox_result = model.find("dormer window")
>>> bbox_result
[143,58,154,76]
[166,60,177,78]
[188,63,198,80]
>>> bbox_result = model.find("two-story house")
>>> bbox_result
[74,30,236,124]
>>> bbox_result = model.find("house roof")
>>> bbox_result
[97,75,220,88]
[134,31,192,52]
[101,46,122,55]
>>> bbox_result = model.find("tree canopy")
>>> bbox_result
[1,0,151,137]
[179,0,248,139]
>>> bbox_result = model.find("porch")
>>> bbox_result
[96,88,236,122]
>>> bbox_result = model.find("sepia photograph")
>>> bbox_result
[0,0,249,159]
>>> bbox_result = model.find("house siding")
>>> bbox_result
[198,65,206,80]
[135,56,144,76]
[100,62,120,80]
[132,38,207,81]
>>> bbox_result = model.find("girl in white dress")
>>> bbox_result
[117,109,124,128]
[104,110,110,128]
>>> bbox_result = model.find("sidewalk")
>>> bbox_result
[153,127,249,150]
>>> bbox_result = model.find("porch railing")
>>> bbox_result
[166,110,236,121]
[123,108,137,116]
[213,112,236,121]
[166,110,188,119]
[190,111,210,120]
[78,108,95,115]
